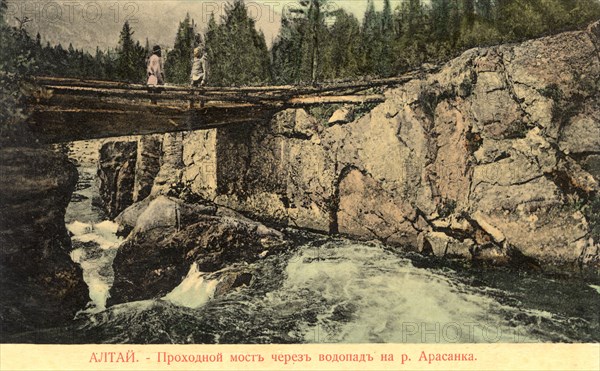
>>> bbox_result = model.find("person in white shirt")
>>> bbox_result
[147,45,165,86]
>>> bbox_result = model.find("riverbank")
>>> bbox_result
[4,158,597,344]
[1,22,599,343]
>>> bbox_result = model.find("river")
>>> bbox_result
[50,142,600,344]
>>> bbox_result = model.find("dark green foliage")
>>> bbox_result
[272,0,339,84]
[25,25,143,83]
[116,21,147,83]
[290,0,335,83]
[165,14,200,85]
[320,10,362,80]
[360,0,383,76]
[0,12,39,146]
[308,104,343,126]
[0,7,150,145]
[3,0,600,89]
[273,0,600,84]
[394,0,432,69]
[204,1,271,86]
[272,15,307,84]
[353,101,379,120]
[379,0,395,77]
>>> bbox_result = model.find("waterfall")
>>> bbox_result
[68,220,122,312]
[163,263,219,309]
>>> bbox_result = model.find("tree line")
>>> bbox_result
[272,0,600,83]
[2,0,600,87]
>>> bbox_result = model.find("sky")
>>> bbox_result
[6,0,405,52]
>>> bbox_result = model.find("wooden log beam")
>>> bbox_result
[34,86,386,107]
[27,103,277,143]
[287,94,385,105]
[34,85,284,105]
[27,91,386,143]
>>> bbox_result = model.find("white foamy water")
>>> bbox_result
[163,263,219,308]
[268,242,539,343]
[69,220,123,312]
[68,220,121,249]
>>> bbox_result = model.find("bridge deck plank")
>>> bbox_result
[26,73,423,143]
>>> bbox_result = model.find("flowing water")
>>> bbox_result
[42,145,600,344]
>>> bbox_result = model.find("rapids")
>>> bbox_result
[41,148,598,345]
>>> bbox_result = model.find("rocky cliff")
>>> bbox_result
[102,22,600,273]
[0,147,88,338]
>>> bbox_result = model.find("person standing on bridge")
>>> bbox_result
[147,45,165,86]
[190,46,208,87]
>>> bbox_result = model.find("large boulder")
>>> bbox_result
[115,195,217,237]
[0,147,88,338]
[109,199,284,305]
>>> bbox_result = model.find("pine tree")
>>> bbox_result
[359,0,395,77]
[360,0,382,76]
[327,9,361,79]
[430,0,461,57]
[462,0,475,28]
[382,0,393,33]
[407,0,421,36]
[380,0,395,76]
[116,21,140,82]
[94,46,105,79]
[204,0,271,86]
[392,0,430,70]
[271,14,305,83]
[287,0,335,83]
[165,13,199,84]
[104,48,117,80]
[477,0,494,21]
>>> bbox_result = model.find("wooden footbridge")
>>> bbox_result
[26,73,422,143]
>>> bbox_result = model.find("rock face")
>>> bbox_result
[133,135,162,202]
[97,141,138,219]
[0,147,88,338]
[97,136,162,219]
[100,23,600,272]
[108,196,284,305]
